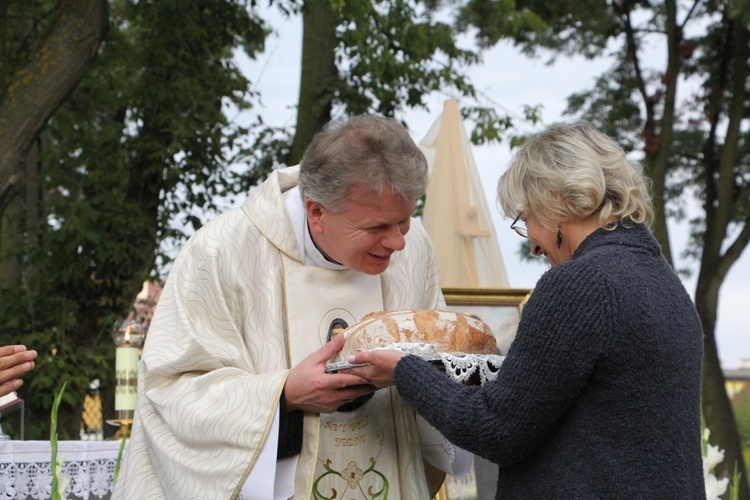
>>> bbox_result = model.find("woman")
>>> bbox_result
[348,120,705,498]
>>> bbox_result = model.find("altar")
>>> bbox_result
[0,440,125,499]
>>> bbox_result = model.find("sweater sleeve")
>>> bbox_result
[394,264,617,466]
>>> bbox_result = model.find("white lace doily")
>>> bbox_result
[439,352,505,385]
[326,342,504,386]
[387,344,504,385]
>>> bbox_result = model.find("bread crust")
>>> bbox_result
[330,309,496,363]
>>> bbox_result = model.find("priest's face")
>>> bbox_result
[306,184,415,275]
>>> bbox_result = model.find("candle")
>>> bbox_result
[112,320,145,416]
[115,348,138,411]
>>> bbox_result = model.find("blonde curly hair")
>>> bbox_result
[497,120,653,231]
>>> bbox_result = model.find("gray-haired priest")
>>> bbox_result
[113,115,471,499]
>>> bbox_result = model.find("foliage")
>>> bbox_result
[278,0,537,164]
[0,0,269,437]
[330,0,480,116]
[458,0,750,493]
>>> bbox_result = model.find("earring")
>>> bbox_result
[556,225,562,249]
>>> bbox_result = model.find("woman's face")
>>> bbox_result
[525,213,568,267]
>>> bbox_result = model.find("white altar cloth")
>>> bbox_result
[0,440,125,499]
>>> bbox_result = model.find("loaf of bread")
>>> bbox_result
[328,309,496,364]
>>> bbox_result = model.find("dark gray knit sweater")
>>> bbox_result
[395,223,704,499]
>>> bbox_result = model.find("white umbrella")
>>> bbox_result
[420,99,510,288]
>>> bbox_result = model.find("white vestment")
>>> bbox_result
[113,166,447,499]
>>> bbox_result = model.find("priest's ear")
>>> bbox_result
[305,198,325,234]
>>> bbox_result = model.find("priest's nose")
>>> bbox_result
[382,226,406,251]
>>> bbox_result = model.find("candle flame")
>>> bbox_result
[124,324,131,343]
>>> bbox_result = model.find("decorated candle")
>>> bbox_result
[112,320,145,413]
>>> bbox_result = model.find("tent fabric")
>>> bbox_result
[420,99,510,288]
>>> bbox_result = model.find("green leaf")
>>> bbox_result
[50,381,68,500]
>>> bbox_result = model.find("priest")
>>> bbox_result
[113,115,468,499]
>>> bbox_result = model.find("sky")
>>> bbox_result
[235,8,750,369]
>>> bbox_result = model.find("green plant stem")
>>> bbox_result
[730,463,742,500]
[113,423,129,485]
[50,381,67,500]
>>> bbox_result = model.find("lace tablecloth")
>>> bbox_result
[0,440,125,499]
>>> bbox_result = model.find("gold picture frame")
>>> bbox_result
[442,287,532,307]
[435,287,532,500]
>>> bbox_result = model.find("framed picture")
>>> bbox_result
[435,287,532,500]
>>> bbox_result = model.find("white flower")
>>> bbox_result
[53,456,69,500]
[702,426,732,500]
[705,472,729,500]
[704,443,726,474]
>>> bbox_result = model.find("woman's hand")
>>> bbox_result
[343,350,406,389]
[0,345,37,398]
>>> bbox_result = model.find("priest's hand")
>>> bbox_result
[0,345,37,398]
[343,350,406,390]
[283,334,376,414]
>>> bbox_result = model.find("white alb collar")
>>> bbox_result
[284,186,348,271]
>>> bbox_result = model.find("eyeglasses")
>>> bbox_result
[510,214,528,238]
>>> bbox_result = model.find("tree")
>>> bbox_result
[282,0,529,165]
[288,0,334,162]
[0,0,110,437]
[462,0,750,495]
[0,0,268,438]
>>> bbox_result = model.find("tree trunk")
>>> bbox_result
[0,0,108,216]
[699,19,750,498]
[698,276,750,498]
[0,137,43,289]
[287,0,336,165]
